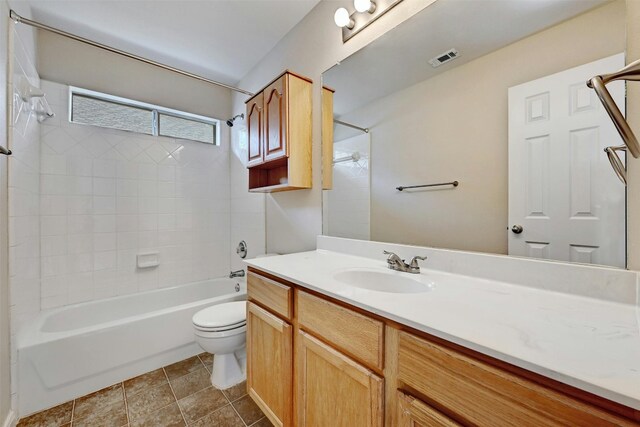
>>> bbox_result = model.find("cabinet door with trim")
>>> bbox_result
[246,92,264,167]
[247,302,292,427]
[397,392,462,427]
[297,331,383,427]
[263,75,288,162]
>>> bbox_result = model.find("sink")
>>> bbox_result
[333,268,434,293]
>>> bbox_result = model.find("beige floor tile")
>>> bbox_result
[124,368,168,398]
[197,353,213,370]
[17,401,73,427]
[169,367,211,400]
[233,395,265,426]
[73,383,124,420]
[127,382,176,423]
[221,381,247,403]
[190,405,244,427]
[72,400,128,427]
[129,402,184,427]
[164,356,204,381]
[177,386,227,424]
[250,417,273,427]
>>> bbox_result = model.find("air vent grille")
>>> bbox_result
[429,49,459,68]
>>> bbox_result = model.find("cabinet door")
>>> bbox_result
[247,302,292,427]
[246,93,264,167]
[263,75,288,162]
[297,331,383,427]
[397,392,462,427]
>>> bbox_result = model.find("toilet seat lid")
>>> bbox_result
[193,301,246,329]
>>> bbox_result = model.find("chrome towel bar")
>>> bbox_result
[396,181,459,191]
[587,58,640,158]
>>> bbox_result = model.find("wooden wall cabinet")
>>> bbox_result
[322,86,335,190]
[245,71,312,193]
[246,267,640,427]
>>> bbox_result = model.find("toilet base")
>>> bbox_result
[210,350,246,389]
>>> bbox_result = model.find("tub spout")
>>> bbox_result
[229,270,245,279]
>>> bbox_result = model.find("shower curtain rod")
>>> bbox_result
[334,119,369,133]
[9,10,255,97]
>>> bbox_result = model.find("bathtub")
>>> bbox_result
[17,277,246,416]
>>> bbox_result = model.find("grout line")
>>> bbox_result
[69,399,75,426]
[163,367,189,426]
[229,399,249,427]
[122,382,130,427]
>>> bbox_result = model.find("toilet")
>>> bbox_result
[192,301,247,389]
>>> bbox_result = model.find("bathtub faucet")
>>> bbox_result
[229,269,245,278]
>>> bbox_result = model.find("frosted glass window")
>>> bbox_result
[69,87,219,145]
[71,94,153,135]
[159,113,215,144]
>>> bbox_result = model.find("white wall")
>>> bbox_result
[38,80,231,307]
[232,0,437,255]
[323,133,370,240]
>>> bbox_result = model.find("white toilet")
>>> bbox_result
[192,301,247,389]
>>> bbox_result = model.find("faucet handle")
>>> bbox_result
[409,255,428,269]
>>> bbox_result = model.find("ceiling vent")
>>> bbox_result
[428,48,459,68]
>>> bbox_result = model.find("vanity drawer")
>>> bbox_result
[297,290,384,371]
[247,271,292,320]
[397,331,635,426]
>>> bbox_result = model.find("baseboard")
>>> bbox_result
[2,410,16,427]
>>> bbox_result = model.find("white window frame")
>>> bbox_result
[68,86,221,145]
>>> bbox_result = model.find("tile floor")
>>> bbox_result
[17,353,270,427]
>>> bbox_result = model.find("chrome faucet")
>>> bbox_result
[384,251,427,274]
[229,269,245,278]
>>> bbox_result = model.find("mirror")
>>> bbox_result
[322,0,627,268]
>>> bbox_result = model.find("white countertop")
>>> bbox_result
[245,249,640,410]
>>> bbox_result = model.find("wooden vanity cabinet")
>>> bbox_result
[245,71,312,193]
[246,267,640,427]
[297,330,384,427]
[246,273,294,427]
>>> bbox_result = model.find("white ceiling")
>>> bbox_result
[25,0,320,85]
[324,0,609,117]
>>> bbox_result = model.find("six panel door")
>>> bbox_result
[247,302,293,427]
[296,330,383,427]
[246,92,264,167]
[263,75,289,162]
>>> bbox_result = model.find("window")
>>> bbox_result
[69,87,219,145]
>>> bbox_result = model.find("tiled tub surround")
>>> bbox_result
[9,21,42,412]
[17,353,270,427]
[246,236,640,411]
[38,79,231,309]
[18,278,245,417]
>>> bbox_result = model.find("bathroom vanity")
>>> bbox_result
[245,237,640,426]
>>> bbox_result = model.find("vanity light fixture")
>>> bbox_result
[354,0,376,13]
[334,7,355,29]
[335,0,403,43]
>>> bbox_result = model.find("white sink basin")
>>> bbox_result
[333,268,434,293]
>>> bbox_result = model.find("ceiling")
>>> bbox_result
[324,0,609,117]
[24,0,320,85]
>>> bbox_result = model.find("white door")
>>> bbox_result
[508,54,626,268]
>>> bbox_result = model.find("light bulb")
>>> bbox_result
[354,0,376,13]
[334,8,354,29]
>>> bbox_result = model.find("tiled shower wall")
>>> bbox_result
[38,80,230,309]
[9,21,41,409]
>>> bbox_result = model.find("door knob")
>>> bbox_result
[511,225,523,234]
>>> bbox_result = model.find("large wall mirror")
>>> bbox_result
[322,0,628,268]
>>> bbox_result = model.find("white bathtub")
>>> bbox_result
[17,277,246,416]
